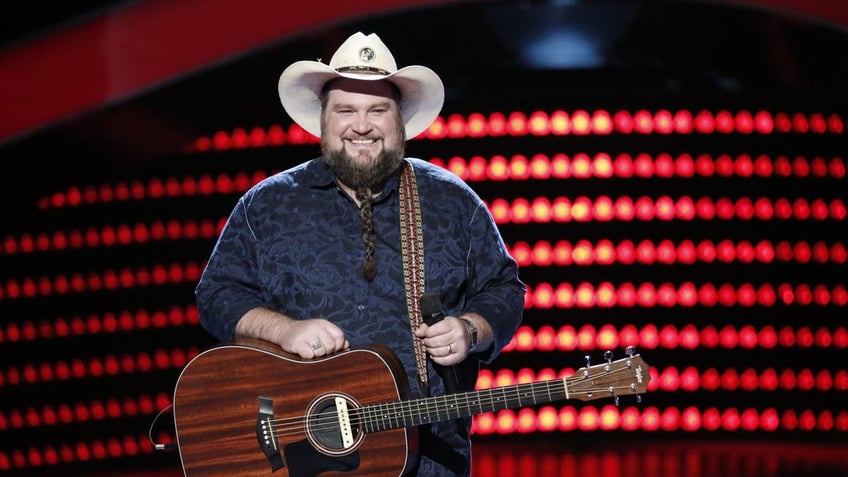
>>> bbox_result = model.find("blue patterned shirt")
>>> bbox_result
[195,157,525,476]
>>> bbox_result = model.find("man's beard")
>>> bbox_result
[322,140,405,191]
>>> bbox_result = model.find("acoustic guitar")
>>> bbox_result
[173,338,651,476]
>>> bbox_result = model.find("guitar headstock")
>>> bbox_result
[567,347,651,403]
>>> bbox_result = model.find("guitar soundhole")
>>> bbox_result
[305,393,363,456]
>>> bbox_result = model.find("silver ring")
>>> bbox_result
[311,339,323,350]
[448,343,453,354]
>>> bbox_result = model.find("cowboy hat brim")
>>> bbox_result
[277,60,444,139]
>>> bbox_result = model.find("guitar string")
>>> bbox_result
[266,364,643,437]
[267,363,640,435]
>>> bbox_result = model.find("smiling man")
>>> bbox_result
[194,32,525,476]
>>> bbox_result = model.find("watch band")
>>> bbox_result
[460,317,478,351]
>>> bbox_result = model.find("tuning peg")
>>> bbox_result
[604,350,613,362]
[584,355,591,367]
[614,395,620,406]
[625,345,636,357]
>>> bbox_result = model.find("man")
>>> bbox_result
[195,31,525,476]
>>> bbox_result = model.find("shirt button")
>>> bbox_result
[358,305,365,311]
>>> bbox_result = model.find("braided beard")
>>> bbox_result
[322,142,405,281]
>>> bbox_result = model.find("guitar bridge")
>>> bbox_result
[256,396,284,471]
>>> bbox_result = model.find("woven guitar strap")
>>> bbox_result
[398,161,431,397]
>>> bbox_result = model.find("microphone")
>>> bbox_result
[419,293,459,394]
[420,293,446,326]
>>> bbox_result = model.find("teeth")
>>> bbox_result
[349,139,376,144]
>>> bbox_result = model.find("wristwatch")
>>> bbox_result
[460,317,478,352]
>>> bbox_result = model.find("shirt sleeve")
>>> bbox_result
[194,195,271,341]
[463,201,526,364]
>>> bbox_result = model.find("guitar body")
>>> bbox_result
[173,339,416,477]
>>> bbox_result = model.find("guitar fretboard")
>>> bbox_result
[361,379,568,432]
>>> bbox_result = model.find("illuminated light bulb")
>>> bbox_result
[468,156,487,181]
[509,154,530,180]
[831,199,847,219]
[528,110,550,136]
[517,408,537,433]
[654,110,673,134]
[571,197,592,222]
[613,153,634,177]
[556,324,577,350]
[811,157,829,177]
[591,110,613,135]
[488,112,508,136]
[593,153,616,178]
[639,324,659,349]
[425,116,446,139]
[792,112,809,133]
[673,110,693,134]
[466,112,488,137]
[571,153,592,178]
[446,113,467,139]
[694,153,714,177]
[575,283,595,308]
[577,407,600,431]
[735,110,754,134]
[656,283,677,307]
[680,366,700,390]
[677,282,698,307]
[634,197,654,221]
[496,409,517,434]
[659,323,678,347]
[509,241,531,267]
[633,110,653,134]
[571,110,591,135]
[488,155,509,181]
[507,111,528,136]
[593,196,614,221]
[553,240,573,265]
[616,282,637,307]
[529,154,551,179]
[681,406,701,431]
[736,241,755,263]
[715,110,734,133]
[577,324,596,349]
[594,239,615,265]
[550,153,570,178]
[531,240,553,266]
[615,240,635,264]
[633,153,653,177]
[660,407,681,431]
[550,110,570,135]
[613,110,633,133]
[694,110,715,133]
[613,197,635,221]
[753,154,773,176]
[533,282,554,310]
[829,157,846,178]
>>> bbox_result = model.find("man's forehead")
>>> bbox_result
[325,78,397,101]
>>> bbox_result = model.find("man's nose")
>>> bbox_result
[351,112,372,133]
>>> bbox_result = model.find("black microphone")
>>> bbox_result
[419,293,459,394]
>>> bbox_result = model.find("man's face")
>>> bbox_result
[320,78,405,190]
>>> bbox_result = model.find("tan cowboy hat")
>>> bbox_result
[277,32,444,139]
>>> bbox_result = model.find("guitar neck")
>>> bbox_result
[361,378,568,432]
[360,352,650,433]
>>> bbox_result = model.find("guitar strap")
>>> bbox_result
[398,160,431,397]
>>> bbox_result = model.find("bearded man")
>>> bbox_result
[194,32,525,476]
